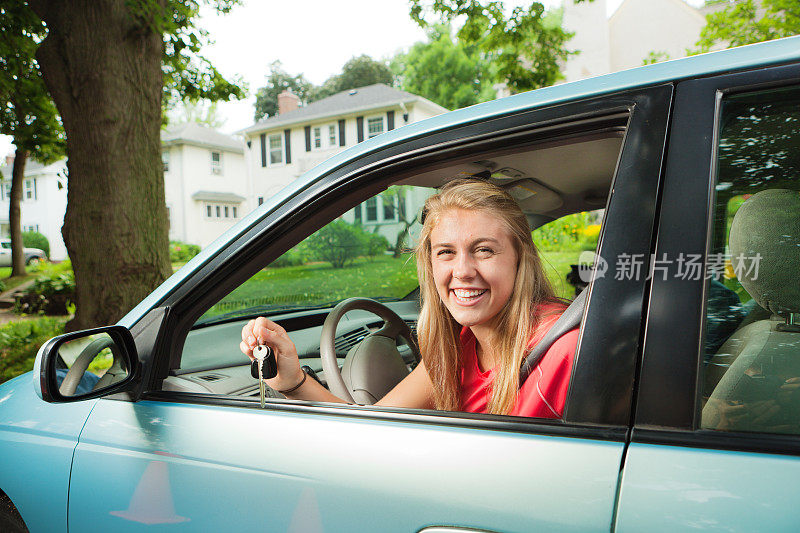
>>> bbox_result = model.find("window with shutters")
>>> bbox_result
[367,116,384,138]
[269,134,283,165]
[162,151,170,172]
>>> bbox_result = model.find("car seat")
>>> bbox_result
[702,189,800,432]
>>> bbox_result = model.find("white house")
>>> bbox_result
[562,0,720,83]
[240,84,447,203]
[0,157,69,260]
[161,123,247,248]
[239,83,448,244]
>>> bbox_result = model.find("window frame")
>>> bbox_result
[125,86,672,438]
[328,124,338,147]
[366,116,385,139]
[312,126,322,150]
[268,133,284,166]
[211,151,222,175]
[632,62,800,456]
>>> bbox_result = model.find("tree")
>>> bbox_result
[168,98,226,129]
[696,0,800,53]
[409,1,580,93]
[253,61,312,121]
[310,55,394,101]
[24,0,244,330]
[394,25,495,110]
[0,2,65,277]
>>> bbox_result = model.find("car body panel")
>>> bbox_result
[0,373,97,532]
[615,442,800,532]
[69,399,624,532]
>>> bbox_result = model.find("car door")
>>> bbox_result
[615,63,800,531]
[66,86,671,532]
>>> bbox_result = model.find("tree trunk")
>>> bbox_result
[30,0,172,331]
[9,148,27,277]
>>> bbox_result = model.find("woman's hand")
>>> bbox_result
[240,317,305,391]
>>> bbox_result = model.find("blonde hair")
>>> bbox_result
[416,178,560,414]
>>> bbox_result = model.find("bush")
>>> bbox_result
[14,264,75,315]
[170,241,201,263]
[363,231,390,260]
[22,231,50,258]
[532,211,601,252]
[269,247,307,268]
[304,220,390,268]
[0,317,66,384]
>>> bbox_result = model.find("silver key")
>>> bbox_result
[254,344,269,408]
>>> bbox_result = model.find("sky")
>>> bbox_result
[1,0,702,157]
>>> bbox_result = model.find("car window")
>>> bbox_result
[171,128,628,419]
[700,85,800,436]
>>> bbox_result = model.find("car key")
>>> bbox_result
[251,344,277,408]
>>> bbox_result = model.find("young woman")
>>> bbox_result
[240,179,579,418]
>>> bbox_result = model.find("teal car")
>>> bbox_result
[2,37,800,532]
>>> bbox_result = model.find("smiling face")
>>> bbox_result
[430,208,519,332]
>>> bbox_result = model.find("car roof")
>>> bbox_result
[120,36,800,328]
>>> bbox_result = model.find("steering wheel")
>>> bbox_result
[320,298,421,405]
[58,336,125,396]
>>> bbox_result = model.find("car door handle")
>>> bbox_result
[418,526,495,533]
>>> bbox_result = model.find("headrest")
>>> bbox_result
[729,189,800,316]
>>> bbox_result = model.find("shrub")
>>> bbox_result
[0,317,66,384]
[170,241,201,263]
[532,211,601,252]
[363,231,390,260]
[22,231,50,258]
[305,220,368,268]
[14,265,75,315]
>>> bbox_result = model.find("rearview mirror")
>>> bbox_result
[34,325,140,402]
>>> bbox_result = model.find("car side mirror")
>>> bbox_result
[33,325,140,402]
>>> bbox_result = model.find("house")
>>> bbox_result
[561,0,721,83]
[0,157,69,260]
[239,83,448,244]
[161,123,247,248]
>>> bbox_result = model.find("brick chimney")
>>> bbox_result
[4,154,13,167]
[277,90,300,115]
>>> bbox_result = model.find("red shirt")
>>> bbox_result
[459,306,579,418]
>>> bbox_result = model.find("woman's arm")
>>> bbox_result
[376,360,435,409]
[241,316,434,408]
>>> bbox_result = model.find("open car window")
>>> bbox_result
[167,122,627,419]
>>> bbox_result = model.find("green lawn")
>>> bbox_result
[204,255,420,317]
[539,249,585,300]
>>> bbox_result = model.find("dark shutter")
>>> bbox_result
[304,126,311,152]
[338,119,346,146]
[357,116,364,142]
[260,134,267,167]
[387,110,395,131]
[284,129,291,164]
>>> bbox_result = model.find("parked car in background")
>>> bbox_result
[0,238,46,267]
[1,37,800,532]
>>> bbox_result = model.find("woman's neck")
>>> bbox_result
[471,325,497,372]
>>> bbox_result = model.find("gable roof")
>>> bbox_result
[241,83,448,135]
[161,123,243,153]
